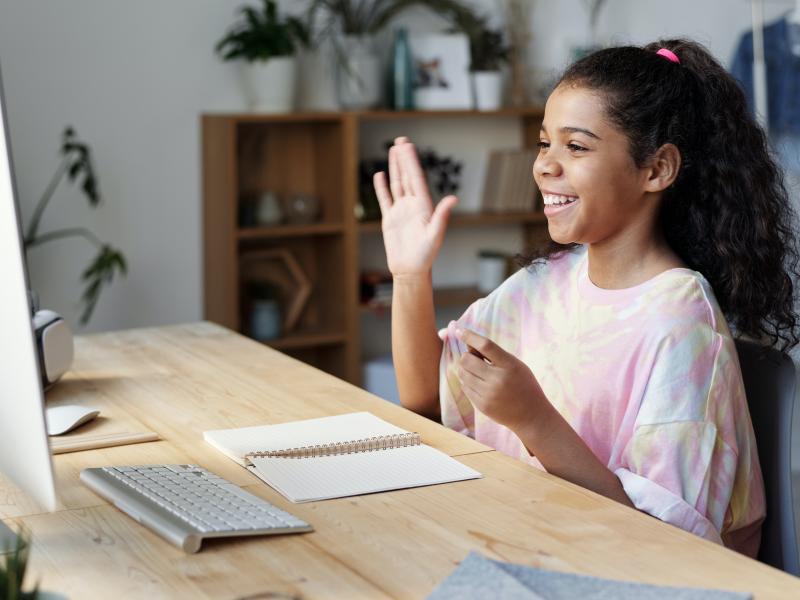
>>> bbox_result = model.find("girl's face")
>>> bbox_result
[533,84,656,247]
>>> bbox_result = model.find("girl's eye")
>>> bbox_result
[567,143,588,152]
[536,141,550,150]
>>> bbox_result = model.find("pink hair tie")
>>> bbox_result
[656,48,680,64]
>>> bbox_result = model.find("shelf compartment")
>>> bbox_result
[360,285,485,312]
[264,331,347,350]
[239,236,349,339]
[280,344,349,377]
[236,120,345,224]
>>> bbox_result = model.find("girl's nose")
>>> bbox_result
[533,150,562,179]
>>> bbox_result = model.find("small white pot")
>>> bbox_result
[472,70,504,111]
[240,56,297,113]
[477,254,507,293]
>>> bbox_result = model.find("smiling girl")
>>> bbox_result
[372,40,799,556]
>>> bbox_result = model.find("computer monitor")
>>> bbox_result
[0,64,57,548]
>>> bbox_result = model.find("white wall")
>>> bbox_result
[2,0,791,334]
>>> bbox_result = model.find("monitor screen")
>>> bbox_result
[0,64,57,518]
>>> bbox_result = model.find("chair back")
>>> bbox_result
[735,339,799,575]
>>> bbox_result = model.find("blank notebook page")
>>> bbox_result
[249,445,481,503]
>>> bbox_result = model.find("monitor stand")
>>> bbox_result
[0,519,18,553]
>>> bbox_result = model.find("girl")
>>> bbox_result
[372,39,799,557]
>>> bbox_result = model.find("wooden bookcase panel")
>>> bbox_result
[282,344,348,378]
[237,121,345,224]
[239,235,347,338]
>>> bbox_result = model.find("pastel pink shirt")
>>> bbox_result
[439,245,765,556]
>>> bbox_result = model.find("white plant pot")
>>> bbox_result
[477,254,507,293]
[240,57,297,113]
[336,35,382,110]
[472,71,504,111]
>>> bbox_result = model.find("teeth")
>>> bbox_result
[543,193,578,206]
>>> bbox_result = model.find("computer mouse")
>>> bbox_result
[46,404,100,436]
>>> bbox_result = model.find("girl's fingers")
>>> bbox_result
[397,142,431,201]
[430,194,458,241]
[456,328,505,366]
[373,171,393,216]
[459,378,482,404]
[460,353,488,381]
[388,145,405,200]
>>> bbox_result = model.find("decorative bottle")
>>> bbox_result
[391,27,414,110]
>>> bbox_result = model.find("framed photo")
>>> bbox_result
[410,33,472,110]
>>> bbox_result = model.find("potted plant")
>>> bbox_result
[216,0,310,113]
[442,2,510,110]
[305,0,402,109]
[24,127,127,326]
[1,527,39,599]
[305,0,469,109]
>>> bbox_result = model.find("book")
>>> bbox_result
[481,150,503,211]
[482,149,538,213]
[203,412,482,503]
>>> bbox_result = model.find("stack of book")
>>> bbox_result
[481,149,539,213]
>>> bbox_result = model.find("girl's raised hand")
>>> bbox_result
[373,137,458,278]
[456,328,555,437]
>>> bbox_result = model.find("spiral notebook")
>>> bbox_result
[203,412,482,503]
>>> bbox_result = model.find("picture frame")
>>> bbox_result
[410,33,472,110]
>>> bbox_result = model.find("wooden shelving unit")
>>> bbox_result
[203,108,546,384]
[360,285,485,313]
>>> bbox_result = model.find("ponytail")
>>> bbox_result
[521,39,800,351]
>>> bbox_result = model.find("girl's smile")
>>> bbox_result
[542,192,579,217]
[533,84,656,248]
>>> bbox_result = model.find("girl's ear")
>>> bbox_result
[644,143,681,193]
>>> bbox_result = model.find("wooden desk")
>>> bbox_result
[1,322,798,599]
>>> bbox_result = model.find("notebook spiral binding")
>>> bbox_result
[245,432,422,460]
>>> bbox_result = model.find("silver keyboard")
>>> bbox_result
[80,464,312,553]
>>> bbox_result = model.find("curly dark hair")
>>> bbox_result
[520,38,800,352]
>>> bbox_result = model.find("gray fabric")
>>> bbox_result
[426,552,752,600]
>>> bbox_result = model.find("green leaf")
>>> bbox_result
[79,245,127,324]
[215,0,309,61]
[1,527,38,599]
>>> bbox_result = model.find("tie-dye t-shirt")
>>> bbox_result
[439,245,765,557]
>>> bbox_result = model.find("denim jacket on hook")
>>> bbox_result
[731,16,800,135]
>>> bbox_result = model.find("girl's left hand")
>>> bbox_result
[456,327,553,435]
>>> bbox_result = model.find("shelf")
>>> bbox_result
[358,211,546,233]
[204,107,545,123]
[353,107,545,121]
[262,331,347,351]
[238,222,345,240]
[204,112,343,123]
[360,285,484,313]
[204,110,549,385]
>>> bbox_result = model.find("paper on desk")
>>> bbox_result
[204,411,483,502]
[249,444,481,503]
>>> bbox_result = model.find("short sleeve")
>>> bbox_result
[614,420,737,545]
[612,314,762,547]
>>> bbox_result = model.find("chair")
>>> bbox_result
[735,338,800,575]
